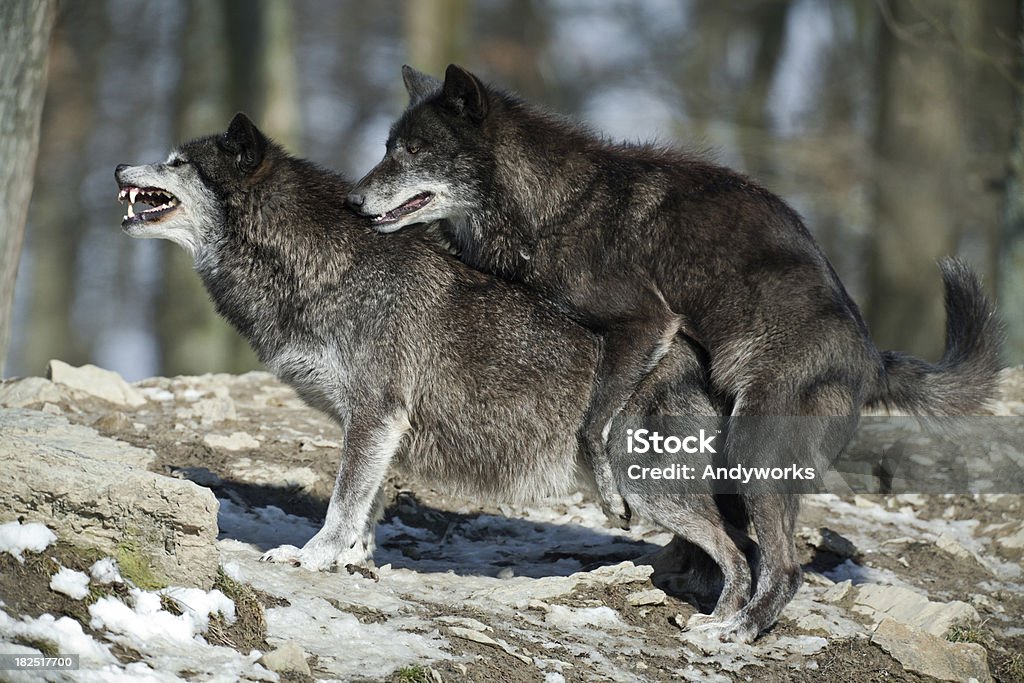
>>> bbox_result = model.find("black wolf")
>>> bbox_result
[113,115,754,611]
[347,65,1003,641]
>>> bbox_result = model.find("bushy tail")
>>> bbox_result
[866,258,1004,415]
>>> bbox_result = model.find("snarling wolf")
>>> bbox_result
[114,115,755,609]
[348,65,1003,641]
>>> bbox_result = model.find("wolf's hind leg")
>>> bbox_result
[629,492,753,625]
[710,381,859,642]
[617,335,751,623]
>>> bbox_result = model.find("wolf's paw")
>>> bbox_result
[259,537,371,573]
[679,613,759,644]
[687,614,759,644]
[599,494,632,530]
[717,619,760,644]
[260,544,303,567]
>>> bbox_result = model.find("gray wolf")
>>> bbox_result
[113,114,752,612]
[347,65,1003,641]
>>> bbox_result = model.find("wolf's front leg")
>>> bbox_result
[261,408,410,571]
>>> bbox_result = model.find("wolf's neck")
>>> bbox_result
[194,192,354,359]
[451,107,595,280]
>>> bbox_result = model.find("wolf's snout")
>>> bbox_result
[346,191,365,209]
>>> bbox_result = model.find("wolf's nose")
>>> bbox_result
[346,192,364,209]
[115,164,128,174]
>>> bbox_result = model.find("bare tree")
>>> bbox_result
[868,0,967,360]
[405,0,469,77]
[0,0,56,376]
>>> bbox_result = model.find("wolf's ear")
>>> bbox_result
[402,65,442,106]
[222,112,267,173]
[442,64,489,121]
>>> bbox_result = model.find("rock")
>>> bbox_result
[448,626,531,664]
[436,616,492,632]
[994,523,1024,550]
[803,572,835,587]
[299,437,342,452]
[822,580,853,603]
[204,431,260,451]
[0,408,219,588]
[871,618,991,682]
[626,588,666,606]
[175,395,237,424]
[259,642,311,676]
[852,495,881,508]
[229,457,318,491]
[194,396,237,423]
[782,593,865,639]
[0,376,65,408]
[935,532,973,560]
[171,467,224,488]
[772,635,828,656]
[894,493,926,508]
[799,527,858,559]
[92,412,134,433]
[793,612,862,639]
[46,360,146,408]
[586,561,653,585]
[853,584,979,637]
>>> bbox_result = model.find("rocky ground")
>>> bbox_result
[0,362,1022,682]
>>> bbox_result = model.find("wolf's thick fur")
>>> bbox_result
[349,66,1003,641]
[113,115,753,601]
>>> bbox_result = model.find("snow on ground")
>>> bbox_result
[49,566,90,600]
[0,521,57,563]
[0,522,275,683]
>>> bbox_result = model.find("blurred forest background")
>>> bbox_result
[2,0,1023,381]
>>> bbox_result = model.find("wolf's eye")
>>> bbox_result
[405,141,421,155]
[169,157,188,167]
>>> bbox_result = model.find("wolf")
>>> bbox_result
[113,114,756,616]
[347,65,1003,641]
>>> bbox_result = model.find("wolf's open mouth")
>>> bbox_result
[371,192,433,225]
[117,186,180,226]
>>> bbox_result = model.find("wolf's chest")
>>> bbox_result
[266,345,347,417]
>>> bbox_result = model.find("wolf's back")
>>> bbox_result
[866,258,1003,415]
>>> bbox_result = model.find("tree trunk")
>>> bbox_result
[0,0,56,376]
[870,0,1019,361]
[405,0,469,78]
[868,0,964,360]
[997,3,1024,365]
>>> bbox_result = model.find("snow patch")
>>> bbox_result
[89,587,235,648]
[49,565,91,600]
[265,596,452,679]
[0,521,57,562]
[0,610,115,666]
[90,557,125,585]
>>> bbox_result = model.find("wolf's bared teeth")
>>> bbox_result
[129,188,139,204]
[127,203,135,218]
